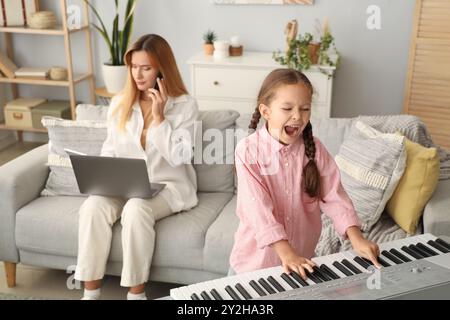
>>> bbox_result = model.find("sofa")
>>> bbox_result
[1,107,450,289]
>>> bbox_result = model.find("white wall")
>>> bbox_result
[6,0,415,118]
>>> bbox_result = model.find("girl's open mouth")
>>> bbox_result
[284,125,301,137]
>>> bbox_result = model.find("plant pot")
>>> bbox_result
[308,43,321,65]
[204,43,214,56]
[102,64,128,94]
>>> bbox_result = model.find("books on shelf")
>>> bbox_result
[0,52,18,78]
[0,0,37,27]
[14,67,50,78]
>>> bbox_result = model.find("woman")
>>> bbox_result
[74,34,199,300]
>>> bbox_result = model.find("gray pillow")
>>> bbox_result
[194,110,240,193]
[334,121,407,231]
[41,117,107,196]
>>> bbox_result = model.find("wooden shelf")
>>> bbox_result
[95,87,115,98]
[0,73,93,86]
[0,25,89,36]
[0,122,47,133]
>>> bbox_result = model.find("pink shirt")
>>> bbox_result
[230,125,360,274]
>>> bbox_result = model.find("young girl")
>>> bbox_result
[230,68,380,280]
[74,34,198,300]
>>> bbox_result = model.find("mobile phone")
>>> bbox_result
[154,73,163,91]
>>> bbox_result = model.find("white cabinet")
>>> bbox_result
[187,51,335,118]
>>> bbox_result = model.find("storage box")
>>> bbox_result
[31,100,72,130]
[4,98,46,128]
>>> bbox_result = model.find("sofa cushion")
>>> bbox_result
[41,117,107,196]
[15,192,233,272]
[204,195,239,274]
[386,136,440,234]
[310,117,355,157]
[76,103,108,121]
[334,121,406,231]
[194,110,240,193]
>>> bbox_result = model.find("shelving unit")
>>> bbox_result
[0,0,95,141]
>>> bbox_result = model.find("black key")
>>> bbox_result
[427,240,449,253]
[416,243,438,256]
[333,261,354,276]
[281,273,299,289]
[381,250,403,264]
[354,256,371,269]
[377,256,391,267]
[312,266,332,282]
[305,270,323,284]
[225,285,241,300]
[267,276,285,292]
[436,238,450,251]
[390,248,412,262]
[235,283,252,300]
[320,264,340,279]
[200,291,212,300]
[289,272,309,287]
[408,244,429,258]
[401,245,422,259]
[341,259,362,274]
[258,278,276,294]
[362,257,374,266]
[249,280,267,296]
[210,288,223,300]
[190,293,201,300]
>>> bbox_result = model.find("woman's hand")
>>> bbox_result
[271,240,316,280]
[347,226,381,269]
[147,77,168,126]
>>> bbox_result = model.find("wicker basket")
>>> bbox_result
[29,11,57,29]
[49,67,68,81]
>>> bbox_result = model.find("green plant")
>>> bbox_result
[203,29,217,44]
[84,0,138,66]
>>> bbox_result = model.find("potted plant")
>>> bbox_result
[84,0,137,94]
[203,29,217,56]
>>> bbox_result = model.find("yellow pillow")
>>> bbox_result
[386,135,440,234]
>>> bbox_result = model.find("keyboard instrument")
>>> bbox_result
[170,234,450,300]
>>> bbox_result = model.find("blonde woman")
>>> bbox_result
[74,34,199,300]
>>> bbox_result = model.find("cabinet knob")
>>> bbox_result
[213,81,219,86]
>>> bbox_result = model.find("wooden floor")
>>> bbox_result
[0,141,45,166]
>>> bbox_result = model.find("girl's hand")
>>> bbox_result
[347,226,381,268]
[147,78,168,125]
[280,252,316,280]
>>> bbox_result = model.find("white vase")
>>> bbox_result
[102,64,128,94]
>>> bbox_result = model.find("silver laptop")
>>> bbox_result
[67,150,165,199]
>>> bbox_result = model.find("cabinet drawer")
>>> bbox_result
[197,98,256,114]
[194,67,271,100]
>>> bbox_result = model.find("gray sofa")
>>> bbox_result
[1,110,449,289]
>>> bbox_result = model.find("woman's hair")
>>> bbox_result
[249,68,320,198]
[114,34,188,130]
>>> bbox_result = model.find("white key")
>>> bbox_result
[209,278,233,300]
[319,253,348,278]
[341,250,370,273]
[170,287,186,300]
[237,273,261,299]
[264,266,291,291]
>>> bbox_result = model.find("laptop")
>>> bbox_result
[66,149,165,199]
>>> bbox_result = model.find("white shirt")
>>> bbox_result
[101,94,199,212]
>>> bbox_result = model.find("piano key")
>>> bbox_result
[317,253,349,278]
[401,245,423,259]
[341,251,369,273]
[312,265,333,281]
[263,267,292,291]
[413,244,433,257]
[320,264,341,279]
[186,283,207,300]
[381,250,403,264]
[202,280,223,300]
[173,286,190,300]
[267,276,285,292]
[225,285,241,300]
[354,256,372,269]
[200,290,212,300]
[190,293,201,300]
[436,238,450,251]
[362,257,374,266]
[390,248,413,262]
[258,277,277,294]
[211,278,234,300]
[305,269,323,283]
[333,261,354,276]
[235,283,252,300]
[289,271,310,287]
[341,259,363,274]
[249,279,267,297]
[281,273,300,289]
[427,240,449,253]
[415,242,437,256]
[376,256,391,267]
[240,273,264,298]
[211,288,223,300]
[408,244,429,258]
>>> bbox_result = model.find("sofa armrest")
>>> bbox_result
[423,179,450,238]
[0,144,49,262]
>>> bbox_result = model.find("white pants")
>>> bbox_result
[74,194,172,287]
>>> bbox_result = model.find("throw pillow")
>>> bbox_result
[386,135,440,234]
[334,121,406,231]
[41,117,107,196]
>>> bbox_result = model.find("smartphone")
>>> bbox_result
[154,73,163,91]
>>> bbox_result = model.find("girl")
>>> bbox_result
[74,34,198,300]
[230,68,380,280]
